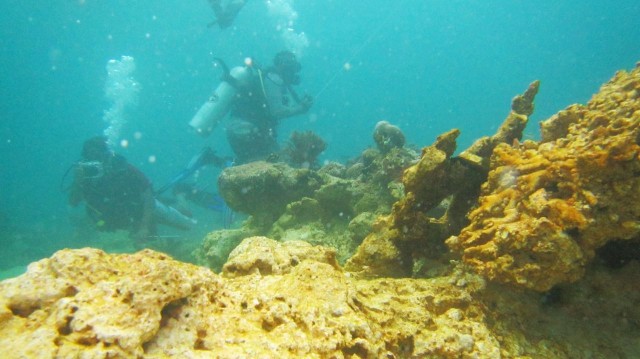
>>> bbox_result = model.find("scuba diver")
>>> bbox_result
[207,0,247,29]
[189,50,314,164]
[67,136,196,243]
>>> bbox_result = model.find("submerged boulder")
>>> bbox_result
[218,161,322,226]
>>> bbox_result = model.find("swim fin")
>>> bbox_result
[155,147,226,194]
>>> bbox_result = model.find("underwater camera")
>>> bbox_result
[60,160,106,192]
[72,161,104,179]
[76,160,105,179]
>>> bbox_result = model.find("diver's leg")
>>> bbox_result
[153,199,197,230]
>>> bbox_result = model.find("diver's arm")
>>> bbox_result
[68,174,84,206]
[291,93,314,116]
[68,186,83,206]
[266,81,313,119]
[271,94,313,119]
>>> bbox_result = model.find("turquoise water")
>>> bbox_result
[1,0,639,276]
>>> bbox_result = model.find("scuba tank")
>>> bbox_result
[189,64,254,137]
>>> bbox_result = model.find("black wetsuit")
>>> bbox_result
[76,156,152,232]
[226,69,302,163]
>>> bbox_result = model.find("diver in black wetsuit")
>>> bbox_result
[68,136,196,243]
[68,136,156,241]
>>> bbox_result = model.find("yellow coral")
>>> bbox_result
[449,64,640,291]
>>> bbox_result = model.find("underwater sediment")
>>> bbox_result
[1,64,640,358]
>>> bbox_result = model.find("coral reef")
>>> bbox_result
[0,244,488,358]
[2,239,638,358]
[358,145,418,186]
[283,130,327,168]
[447,65,640,291]
[3,65,640,357]
[204,122,416,267]
[345,82,539,277]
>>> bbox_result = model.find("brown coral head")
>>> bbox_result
[373,120,406,153]
[284,130,327,168]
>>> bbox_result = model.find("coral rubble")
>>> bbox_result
[448,65,640,291]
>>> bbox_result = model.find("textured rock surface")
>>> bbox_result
[201,126,415,268]
[0,244,491,358]
[2,239,639,358]
[222,236,340,277]
[448,64,640,291]
[218,161,322,225]
[196,228,256,272]
[345,82,537,277]
[0,248,217,358]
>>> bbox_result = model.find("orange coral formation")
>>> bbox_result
[448,64,640,291]
[346,82,539,278]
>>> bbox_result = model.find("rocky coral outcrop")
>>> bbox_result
[222,236,340,277]
[218,161,322,226]
[345,82,539,277]
[0,243,493,358]
[202,123,416,268]
[3,238,639,358]
[447,64,640,291]
[0,248,218,358]
[373,120,406,153]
